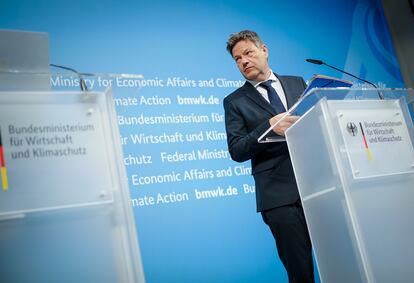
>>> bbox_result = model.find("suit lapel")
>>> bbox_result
[277,75,297,109]
[241,82,276,116]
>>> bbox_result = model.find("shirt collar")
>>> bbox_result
[248,69,278,88]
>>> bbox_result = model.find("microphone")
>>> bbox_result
[305,59,323,65]
[306,58,383,99]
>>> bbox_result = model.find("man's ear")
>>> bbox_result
[262,44,269,58]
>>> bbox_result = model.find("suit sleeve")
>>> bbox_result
[223,97,272,163]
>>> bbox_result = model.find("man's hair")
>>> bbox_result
[226,30,264,56]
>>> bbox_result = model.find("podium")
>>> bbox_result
[0,30,146,282]
[282,88,414,283]
[0,72,145,282]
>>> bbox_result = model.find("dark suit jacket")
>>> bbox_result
[223,74,306,212]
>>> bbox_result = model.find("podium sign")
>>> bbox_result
[336,101,414,179]
[0,96,113,214]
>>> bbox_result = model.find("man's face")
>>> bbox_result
[232,39,270,82]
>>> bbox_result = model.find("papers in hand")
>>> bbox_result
[258,74,353,143]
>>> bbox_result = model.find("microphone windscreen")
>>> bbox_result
[306,59,324,65]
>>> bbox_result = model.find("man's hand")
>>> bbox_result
[269,113,300,136]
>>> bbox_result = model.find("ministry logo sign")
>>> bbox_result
[347,122,358,136]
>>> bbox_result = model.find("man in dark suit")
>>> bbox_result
[223,30,315,283]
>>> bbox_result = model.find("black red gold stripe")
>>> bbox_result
[359,122,373,161]
[0,128,8,190]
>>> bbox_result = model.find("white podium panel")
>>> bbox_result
[286,89,414,283]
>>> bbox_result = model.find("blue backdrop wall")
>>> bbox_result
[0,0,404,282]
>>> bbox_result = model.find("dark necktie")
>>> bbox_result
[260,80,286,113]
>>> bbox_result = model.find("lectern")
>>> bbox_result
[282,88,414,283]
[0,73,146,283]
[0,29,145,282]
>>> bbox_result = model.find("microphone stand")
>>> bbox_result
[50,63,89,95]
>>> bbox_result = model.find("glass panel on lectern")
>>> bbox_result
[335,99,414,179]
[0,90,113,215]
[0,29,50,91]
